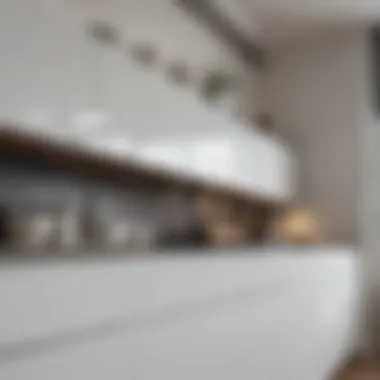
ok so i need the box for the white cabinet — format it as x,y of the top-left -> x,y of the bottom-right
0,0 -> 295,202
0,251 -> 357,380
0,0 -> 89,136
0,0 -> 40,125
138,127 -> 295,201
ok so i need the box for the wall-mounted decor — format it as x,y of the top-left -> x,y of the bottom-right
254,112 -> 274,132
166,61 -> 191,86
270,207 -> 324,245
200,69 -> 237,102
87,21 -> 120,47
194,191 -> 268,246
130,43 -> 159,67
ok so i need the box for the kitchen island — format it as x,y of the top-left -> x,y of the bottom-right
0,246 -> 358,380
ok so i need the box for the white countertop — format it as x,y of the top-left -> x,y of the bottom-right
0,246 -> 359,380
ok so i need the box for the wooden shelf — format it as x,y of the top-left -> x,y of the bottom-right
0,126 -> 281,206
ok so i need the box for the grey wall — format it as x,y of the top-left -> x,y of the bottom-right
266,28 -> 367,243
265,26 -> 380,353
356,26 -> 380,353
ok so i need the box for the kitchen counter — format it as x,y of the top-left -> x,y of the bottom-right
0,246 -> 359,380
0,244 -> 356,261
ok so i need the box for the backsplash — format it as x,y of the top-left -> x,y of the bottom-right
0,151 -> 204,253
0,148 -> 272,255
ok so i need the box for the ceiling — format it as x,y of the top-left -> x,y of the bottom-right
216,0 -> 375,46
68,0 -> 376,48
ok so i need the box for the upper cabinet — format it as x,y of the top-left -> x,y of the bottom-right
0,0 -> 90,134
136,126 -> 295,202
0,0 -> 296,202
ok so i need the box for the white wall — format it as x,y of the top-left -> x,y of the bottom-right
0,249 -> 358,380
266,29 -> 367,242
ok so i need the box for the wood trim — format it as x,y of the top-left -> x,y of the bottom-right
330,354 -> 380,380
0,128 -> 173,191
0,126 -> 281,206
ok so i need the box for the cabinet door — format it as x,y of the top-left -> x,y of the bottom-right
134,275 -> 353,380
0,0 -> 89,136
0,289 -> 346,380
0,333 -> 139,380
0,255 -> 356,380
134,293 -> 320,380
0,0 -> 42,125
47,2 -> 91,139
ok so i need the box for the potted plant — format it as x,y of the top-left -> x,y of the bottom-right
200,69 -> 239,113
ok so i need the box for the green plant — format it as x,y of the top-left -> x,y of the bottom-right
201,70 -> 237,101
